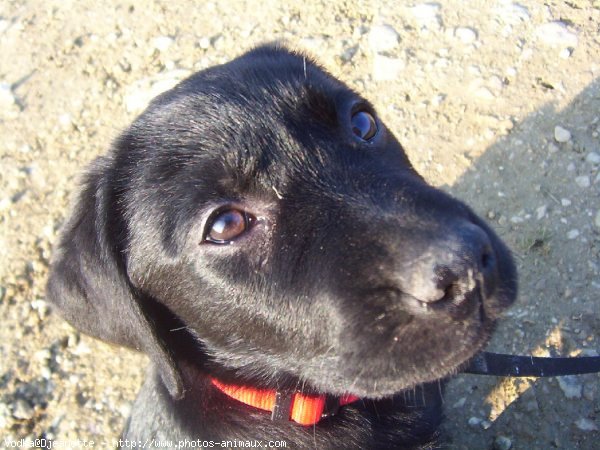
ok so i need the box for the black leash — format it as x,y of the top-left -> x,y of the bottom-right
464,352 -> 600,377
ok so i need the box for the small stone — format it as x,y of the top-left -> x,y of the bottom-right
31,299 -> 49,318
340,46 -> 358,62
586,152 -> 600,164
554,126 -> 571,142
372,54 -> 405,82
561,198 -> 572,207
67,332 -> 80,347
368,24 -> 400,52
536,22 -> 578,48
0,197 -> 10,211
575,176 -> 590,188
71,341 -> 91,356
69,374 -> 80,384
475,86 -> 495,100
452,397 -> 466,408
12,399 -> 34,420
493,435 -> 512,450
557,375 -> 583,399
559,48 -> 572,59
431,94 -> 445,106
152,36 -> 174,52
574,418 -> 598,432
410,3 -> 442,30
0,82 -> 16,108
536,205 -> 547,220
118,402 -> 132,418
567,229 -> 579,240
548,142 -> 559,153
468,416 -> 482,427
510,215 -> 524,224
455,27 -> 478,43
34,348 -> 51,362
58,113 -> 72,127
211,34 -> 224,50
502,3 -> 530,23
0,19 -> 10,33
198,37 -> 211,49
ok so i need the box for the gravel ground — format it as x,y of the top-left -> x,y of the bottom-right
1,1 -> 599,449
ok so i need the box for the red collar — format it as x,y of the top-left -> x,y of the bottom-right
211,378 -> 359,426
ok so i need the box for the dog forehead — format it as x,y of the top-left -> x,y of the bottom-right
156,46 -> 350,124
133,47 -> 362,194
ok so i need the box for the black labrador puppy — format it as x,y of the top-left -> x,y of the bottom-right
47,45 -> 517,449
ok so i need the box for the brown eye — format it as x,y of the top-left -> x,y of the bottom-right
206,209 -> 250,243
351,111 -> 378,141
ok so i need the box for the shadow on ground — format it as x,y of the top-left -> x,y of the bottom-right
442,78 -> 599,449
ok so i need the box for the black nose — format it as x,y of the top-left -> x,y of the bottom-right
400,223 -> 497,306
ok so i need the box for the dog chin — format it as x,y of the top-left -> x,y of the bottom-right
304,320 -> 496,398
307,342 -> 486,399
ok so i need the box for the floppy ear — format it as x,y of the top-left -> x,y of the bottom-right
46,157 -> 184,399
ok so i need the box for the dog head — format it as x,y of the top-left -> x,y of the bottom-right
47,45 -> 517,400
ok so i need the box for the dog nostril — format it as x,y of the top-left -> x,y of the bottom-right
442,281 -> 458,302
436,266 -> 457,288
430,266 -> 459,303
480,245 -> 495,272
481,251 -> 491,270
405,225 -> 497,305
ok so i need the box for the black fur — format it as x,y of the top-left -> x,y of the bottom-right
47,45 -> 517,449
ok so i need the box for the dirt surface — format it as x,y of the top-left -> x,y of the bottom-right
1,1 -> 599,449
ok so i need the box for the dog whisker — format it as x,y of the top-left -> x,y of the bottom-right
303,56 -> 307,79
272,185 -> 283,199
348,367 -> 367,394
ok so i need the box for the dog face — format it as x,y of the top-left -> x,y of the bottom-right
47,45 -> 517,400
